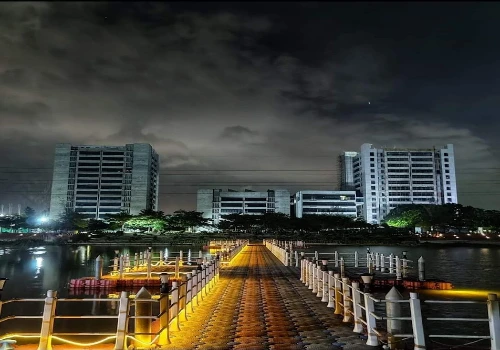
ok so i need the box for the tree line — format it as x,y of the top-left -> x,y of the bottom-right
384,203 -> 500,231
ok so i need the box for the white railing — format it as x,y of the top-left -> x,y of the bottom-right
266,240 -> 500,350
0,259 -> 220,349
95,240 -> 249,280
265,239 -> 424,280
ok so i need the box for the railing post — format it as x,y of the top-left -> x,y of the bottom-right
375,252 -> 380,271
364,293 -> 379,346
380,253 -> 385,273
389,253 -> 394,273
321,271 -> 328,302
158,293 -> 170,346
342,278 -> 352,323
191,269 -> 198,306
409,292 -> 426,350
395,256 -> 402,280
159,250 -> 164,265
134,253 -> 139,269
300,259 -> 304,282
147,253 -> 152,279
334,273 -> 342,315
488,293 -> 500,350
119,255 -> 124,279
334,251 -> 339,267
386,287 -> 404,349
186,272 -> 193,313
340,257 -> 345,278
295,251 -> 299,267
95,255 -> 103,280
311,264 -> 317,293
418,256 -> 425,281
354,251 -> 359,267
170,281 -> 181,330
351,282 -> 363,333
135,287 -> 152,347
316,267 -> 323,298
114,291 -> 131,350
38,290 -> 57,350
327,271 -> 334,308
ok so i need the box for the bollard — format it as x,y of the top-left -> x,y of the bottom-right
95,255 -> 103,280
395,256 -> 402,280
38,290 -> 57,350
386,287 -> 404,349
334,273 -> 342,315
351,282 -> 363,333
409,293 -> 426,350
354,251 -> 359,267
320,259 -> 328,271
418,256 -> 425,281
327,271 -> 335,308
135,287 -> 152,347
160,273 -> 169,293
114,291 -> 130,350
487,294 -> 500,350
342,277 -> 352,323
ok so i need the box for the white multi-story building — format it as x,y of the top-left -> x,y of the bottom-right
340,143 -> 458,224
294,191 -> 357,218
49,143 -> 159,220
197,189 -> 290,224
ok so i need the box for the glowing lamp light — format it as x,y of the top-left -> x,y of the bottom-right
40,216 -> 48,223
0,278 -> 8,292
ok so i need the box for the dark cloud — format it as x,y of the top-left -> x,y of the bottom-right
0,2 -> 499,213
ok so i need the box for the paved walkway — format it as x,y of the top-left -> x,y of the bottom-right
164,244 -> 373,350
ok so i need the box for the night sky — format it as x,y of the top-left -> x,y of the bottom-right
1,2 -> 499,214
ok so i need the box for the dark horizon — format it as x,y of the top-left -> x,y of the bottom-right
0,2 -> 499,214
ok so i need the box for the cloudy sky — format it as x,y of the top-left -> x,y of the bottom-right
1,2 -> 499,214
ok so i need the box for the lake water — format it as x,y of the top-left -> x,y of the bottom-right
0,243 -> 499,346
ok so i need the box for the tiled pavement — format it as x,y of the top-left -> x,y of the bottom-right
163,244 -> 376,350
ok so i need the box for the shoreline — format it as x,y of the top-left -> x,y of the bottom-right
1,238 -> 500,247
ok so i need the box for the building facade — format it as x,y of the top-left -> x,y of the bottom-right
49,143 -> 159,220
197,189 -> 290,224
294,191 -> 357,218
341,143 -> 458,224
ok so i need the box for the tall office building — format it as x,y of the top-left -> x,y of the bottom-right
49,143 -> 159,220
197,189 -> 290,224
341,143 -> 458,224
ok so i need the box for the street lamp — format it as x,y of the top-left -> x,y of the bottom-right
40,216 -> 48,223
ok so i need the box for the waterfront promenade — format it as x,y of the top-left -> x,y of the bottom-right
161,244 -> 371,350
